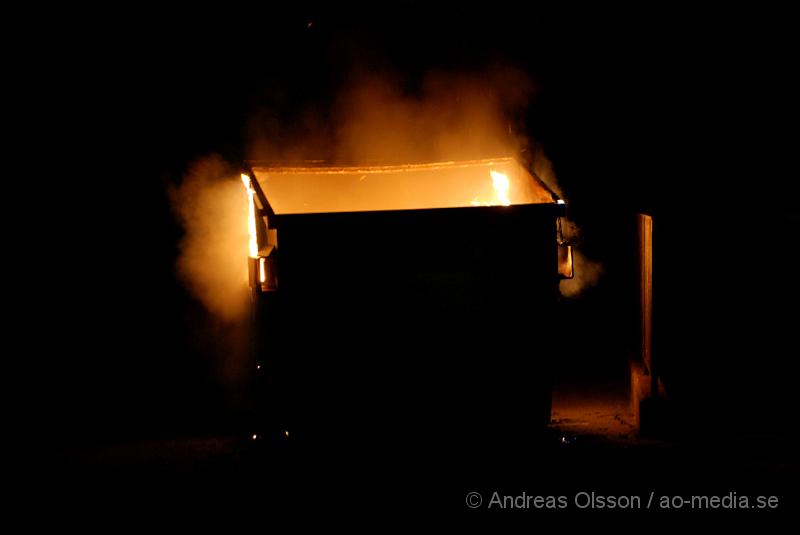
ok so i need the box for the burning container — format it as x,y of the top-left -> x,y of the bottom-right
241,157 -> 571,449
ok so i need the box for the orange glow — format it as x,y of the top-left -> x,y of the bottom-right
241,174 -> 259,258
259,257 -> 267,284
558,244 -> 574,279
250,158 -> 556,214
490,170 -> 510,206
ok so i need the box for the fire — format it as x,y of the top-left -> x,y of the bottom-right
469,168 -> 515,206
241,173 -> 259,258
490,170 -> 510,206
251,158 -> 559,213
259,257 -> 267,284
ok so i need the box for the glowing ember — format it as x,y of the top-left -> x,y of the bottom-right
241,174 -> 259,258
490,170 -> 510,206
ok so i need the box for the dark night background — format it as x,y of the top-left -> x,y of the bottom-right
10,1 -> 799,518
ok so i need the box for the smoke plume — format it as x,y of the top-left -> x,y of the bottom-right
247,66 -> 535,164
170,155 -> 250,322
173,66 -> 601,348
560,249 -> 604,297
169,154 -> 255,394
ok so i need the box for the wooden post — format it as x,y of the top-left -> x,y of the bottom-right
638,214 -> 655,396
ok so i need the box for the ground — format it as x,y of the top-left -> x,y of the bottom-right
19,384 -> 798,520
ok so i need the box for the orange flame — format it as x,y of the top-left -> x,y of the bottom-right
490,169 -> 510,206
259,257 -> 267,284
241,174 -> 259,258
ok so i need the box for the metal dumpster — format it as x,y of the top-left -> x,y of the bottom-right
241,157 -> 569,449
